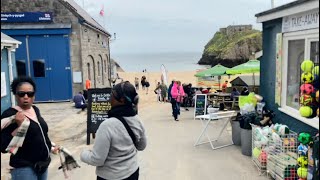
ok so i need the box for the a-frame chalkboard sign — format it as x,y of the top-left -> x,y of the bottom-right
87,88 -> 112,145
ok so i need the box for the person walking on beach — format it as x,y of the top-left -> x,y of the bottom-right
145,80 -> 150,95
1,77 -> 55,180
168,79 -> 175,115
141,76 -> 146,90
160,81 -> 168,102
171,81 -> 185,121
81,81 -> 147,180
134,77 -> 139,90
154,82 -> 162,102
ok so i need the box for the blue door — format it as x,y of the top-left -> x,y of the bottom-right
46,35 -> 72,101
28,34 -> 71,101
28,35 -> 52,101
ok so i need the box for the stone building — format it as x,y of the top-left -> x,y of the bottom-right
1,0 -> 112,102
219,25 -> 253,36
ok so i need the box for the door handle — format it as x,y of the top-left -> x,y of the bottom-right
65,67 -> 71,70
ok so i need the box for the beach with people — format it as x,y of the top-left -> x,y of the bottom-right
1,70 -> 265,180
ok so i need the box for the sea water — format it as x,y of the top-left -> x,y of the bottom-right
112,52 -> 209,72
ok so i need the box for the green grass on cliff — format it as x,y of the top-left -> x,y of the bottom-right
204,30 -> 262,57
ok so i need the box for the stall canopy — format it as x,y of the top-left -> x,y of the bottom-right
226,59 -> 260,87
195,64 -> 229,77
226,60 -> 260,75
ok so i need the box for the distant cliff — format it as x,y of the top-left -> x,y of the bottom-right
198,25 -> 262,67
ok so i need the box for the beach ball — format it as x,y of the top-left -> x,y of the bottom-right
298,144 -> 308,156
297,156 -> 308,168
300,84 -> 314,95
301,72 -> 314,83
301,60 -> 314,73
253,147 -> 262,158
316,91 -> 319,102
297,167 -> 308,179
312,65 -> 319,75
298,133 -> 311,145
299,94 -> 313,106
299,106 -> 313,117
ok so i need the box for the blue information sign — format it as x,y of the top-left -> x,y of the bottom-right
1,12 -> 53,23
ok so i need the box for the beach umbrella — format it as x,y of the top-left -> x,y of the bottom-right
226,59 -> 260,88
195,64 -> 229,90
195,64 -> 230,77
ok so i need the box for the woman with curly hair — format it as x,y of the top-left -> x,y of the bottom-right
1,76 -> 54,180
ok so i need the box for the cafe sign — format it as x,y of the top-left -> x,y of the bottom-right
282,9 -> 319,33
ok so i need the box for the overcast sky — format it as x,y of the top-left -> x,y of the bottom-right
74,0 -> 295,54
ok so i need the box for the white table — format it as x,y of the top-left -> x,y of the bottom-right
194,111 -> 236,150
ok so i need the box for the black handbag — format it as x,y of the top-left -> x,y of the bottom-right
34,157 -> 51,174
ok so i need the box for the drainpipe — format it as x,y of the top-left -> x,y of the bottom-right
108,37 -> 112,87
7,48 -> 15,106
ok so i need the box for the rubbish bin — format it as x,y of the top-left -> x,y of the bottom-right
240,128 -> 252,156
231,120 -> 241,146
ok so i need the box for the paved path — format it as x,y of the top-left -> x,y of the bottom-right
2,102 -> 269,180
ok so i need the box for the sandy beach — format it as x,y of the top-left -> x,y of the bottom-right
118,71 -> 198,108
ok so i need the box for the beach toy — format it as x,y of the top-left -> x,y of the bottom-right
312,65 -> 319,75
273,123 -> 289,135
299,94 -> 313,106
253,147 -> 262,158
301,60 -> 314,73
261,126 -> 272,136
298,143 -> 308,156
297,156 -> 308,168
300,84 -> 314,95
298,133 -> 311,145
297,167 -> 308,179
301,72 -> 314,83
258,151 -> 267,166
299,106 -> 313,118
272,132 -> 281,142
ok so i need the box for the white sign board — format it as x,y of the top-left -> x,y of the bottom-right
282,9 -> 319,33
73,71 -> 82,83
1,72 -> 7,97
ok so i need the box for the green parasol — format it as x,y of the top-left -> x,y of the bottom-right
226,60 -> 260,75
195,64 -> 230,77
226,59 -> 260,89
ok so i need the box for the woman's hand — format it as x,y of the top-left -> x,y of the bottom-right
52,146 -> 60,154
15,111 -> 26,127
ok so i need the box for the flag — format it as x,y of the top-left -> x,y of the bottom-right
99,5 -> 104,16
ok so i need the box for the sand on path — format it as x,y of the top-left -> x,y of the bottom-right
1,71 -> 267,180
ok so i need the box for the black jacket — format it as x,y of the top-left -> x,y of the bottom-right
1,106 -> 52,168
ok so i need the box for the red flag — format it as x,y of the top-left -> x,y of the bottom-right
99,5 -> 104,16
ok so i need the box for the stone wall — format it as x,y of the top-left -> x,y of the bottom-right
1,0 -> 111,97
218,25 -> 253,36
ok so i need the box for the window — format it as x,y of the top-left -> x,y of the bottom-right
33,60 -> 45,77
87,63 -> 91,80
286,39 -> 305,110
16,60 -> 27,76
97,61 -> 101,76
281,29 -> 319,128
